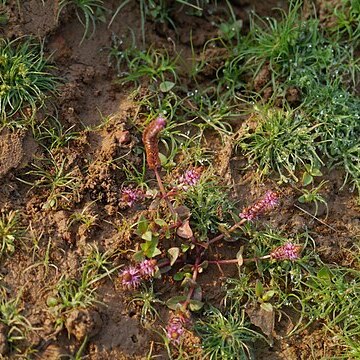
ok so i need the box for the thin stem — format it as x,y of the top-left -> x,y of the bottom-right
208,255 -> 270,265
207,218 -> 247,246
154,168 -> 178,221
183,247 -> 201,308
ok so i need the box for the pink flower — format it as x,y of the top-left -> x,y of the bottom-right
178,167 -> 203,189
120,187 -> 144,207
120,266 -> 141,289
240,190 -> 279,221
138,259 -> 157,278
166,312 -> 188,344
270,243 -> 302,261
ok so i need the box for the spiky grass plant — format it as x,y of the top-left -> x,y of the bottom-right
195,307 -> 266,360
0,210 -> 23,259
237,105 -> 322,182
0,37 -> 57,126
19,154 -> 81,210
57,0 -> 106,44
0,290 -> 33,352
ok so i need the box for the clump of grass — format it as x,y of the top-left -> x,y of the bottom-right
57,0 -> 106,44
128,284 -> 163,326
116,46 -> 178,87
194,307 -> 266,360
181,171 -> 237,241
0,290 -> 33,353
19,154 -> 82,210
0,37 -> 57,126
47,248 -> 117,328
237,105 -> 321,182
0,210 -> 23,259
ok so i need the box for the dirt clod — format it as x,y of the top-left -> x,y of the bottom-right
65,308 -> 103,341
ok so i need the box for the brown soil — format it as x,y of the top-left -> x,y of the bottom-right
0,1 -> 359,359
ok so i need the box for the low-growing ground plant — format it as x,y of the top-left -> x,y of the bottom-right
0,210 -> 23,259
0,37 -> 57,126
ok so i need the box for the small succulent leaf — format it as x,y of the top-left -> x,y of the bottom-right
166,296 -> 187,310
317,266 -> 332,280
302,172 -> 313,186
255,280 -> 264,298
192,285 -> 202,301
189,299 -> 204,311
262,290 -> 276,302
198,261 -> 208,273
136,215 -> 148,235
141,230 -> 153,242
160,81 -> 175,92
168,247 -> 180,266
173,272 -> 185,281
154,218 -> 167,227
133,250 -> 145,262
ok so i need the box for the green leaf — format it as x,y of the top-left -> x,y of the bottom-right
262,290 -> 276,302
159,152 -> 167,166
137,215 -> 148,235
317,266 -> 332,280
311,167 -> 323,177
255,280 -> 264,298
189,299 -> 204,311
168,247 -> 180,266
298,194 -> 307,203
173,272 -> 185,281
302,172 -> 313,186
192,285 -> 202,301
166,296 -> 186,310
141,230 -> 153,242
236,248 -> 244,266
160,81 -> 175,92
154,218 -> 167,227
260,302 -> 273,313
181,244 -> 190,252
133,250 -> 145,262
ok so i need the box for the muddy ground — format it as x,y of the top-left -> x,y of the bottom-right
0,0 -> 359,359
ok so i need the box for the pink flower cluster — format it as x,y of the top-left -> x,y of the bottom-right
178,167 -> 203,190
270,243 -> 302,261
120,259 -> 157,289
240,190 -> 279,221
120,187 -> 144,207
166,312 -> 189,344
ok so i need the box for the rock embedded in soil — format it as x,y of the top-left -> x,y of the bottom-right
0,323 -> 9,356
65,308 -> 103,341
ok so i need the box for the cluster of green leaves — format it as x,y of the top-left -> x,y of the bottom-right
0,210 -> 23,259
0,38 -> 57,127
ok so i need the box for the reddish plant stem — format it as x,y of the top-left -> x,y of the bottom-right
183,247 -> 202,309
154,168 -> 178,221
207,218 -> 247,246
